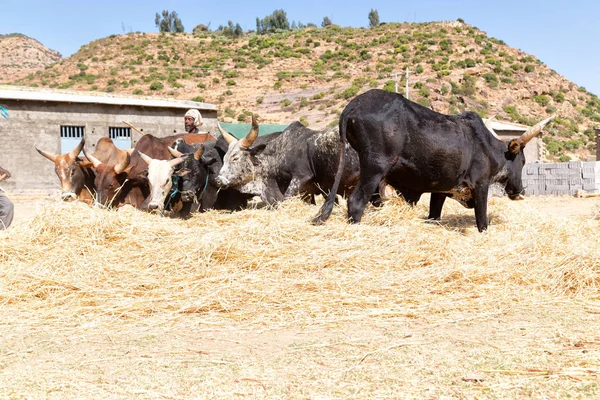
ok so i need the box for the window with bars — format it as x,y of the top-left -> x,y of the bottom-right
60,125 -> 85,154
109,127 -> 132,150
61,125 -> 85,138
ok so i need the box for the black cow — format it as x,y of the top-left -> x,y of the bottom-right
214,116 -> 388,205
313,89 -> 555,231
168,123 -> 285,214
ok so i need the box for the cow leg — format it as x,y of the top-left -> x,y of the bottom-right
284,177 -> 312,200
369,180 -> 388,207
472,185 -> 490,232
427,193 -> 447,220
262,180 -> 285,205
348,167 -> 387,223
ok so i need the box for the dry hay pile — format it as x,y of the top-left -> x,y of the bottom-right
1,196 -> 599,398
1,197 -> 599,320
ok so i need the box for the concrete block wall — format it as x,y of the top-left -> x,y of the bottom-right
522,161 -> 600,196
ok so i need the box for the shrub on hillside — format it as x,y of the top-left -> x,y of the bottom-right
336,86 -> 360,100
149,81 -> 164,91
483,73 -> 498,88
533,95 -> 550,107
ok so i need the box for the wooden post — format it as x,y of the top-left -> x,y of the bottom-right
122,121 -> 145,136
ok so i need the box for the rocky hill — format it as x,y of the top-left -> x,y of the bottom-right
3,21 -> 599,161
0,34 -> 62,82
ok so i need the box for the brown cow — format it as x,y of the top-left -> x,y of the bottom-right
36,137 -> 129,205
84,133 -> 213,209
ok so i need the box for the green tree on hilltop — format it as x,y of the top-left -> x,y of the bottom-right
368,9 -> 380,27
155,10 -> 184,33
257,9 -> 290,33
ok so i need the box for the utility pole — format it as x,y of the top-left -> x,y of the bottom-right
394,72 -> 399,93
405,67 -> 412,100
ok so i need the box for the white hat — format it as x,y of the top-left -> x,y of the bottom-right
184,109 -> 203,128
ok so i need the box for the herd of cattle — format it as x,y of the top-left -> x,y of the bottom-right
36,89 -> 555,231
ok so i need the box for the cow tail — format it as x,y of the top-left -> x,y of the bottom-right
312,116 -> 348,225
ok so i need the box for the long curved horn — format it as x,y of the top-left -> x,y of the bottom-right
193,145 -> 205,161
518,114 -> 556,145
35,147 -> 58,162
114,152 -> 131,175
169,157 -> 186,168
239,114 -> 259,149
217,122 -> 238,144
484,115 -> 501,140
83,148 -> 102,168
68,137 -> 85,159
137,151 -> 153,166
168,146 -> 184,158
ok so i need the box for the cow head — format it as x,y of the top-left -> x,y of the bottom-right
84,149 -> 131,208
501,114 -> 556,200
215,115 -> 263,188
168,145 -> 208,203
36,138 -> 92,201
137,151 -> 187,211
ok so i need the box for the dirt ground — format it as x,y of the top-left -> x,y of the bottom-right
1,193 -> 599,399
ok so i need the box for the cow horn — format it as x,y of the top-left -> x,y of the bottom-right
69,137 -> 85,159
218,122 -> 238,144
114,152 -> 131,175
193,146 -> 205,161
484,115 -> 501,140
518,114 -> 556,145
137,151 -> 154,166
168,146 -> 184,158
83,149 -> 102,169
239,114 -> 259,149
35,147 -> 58,162
169,157 -> 186,168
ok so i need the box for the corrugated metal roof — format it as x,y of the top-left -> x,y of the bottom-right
483,118 -> 529,132
0,86 -> 217,111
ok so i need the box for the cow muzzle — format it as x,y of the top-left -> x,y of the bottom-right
61,192 -> 77,201
508,193 -> 525,201
215,176 -> 229,188
148,202 -> 164,212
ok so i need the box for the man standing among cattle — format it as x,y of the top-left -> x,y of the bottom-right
184,109 -> 216,139
0,166 -> 14,230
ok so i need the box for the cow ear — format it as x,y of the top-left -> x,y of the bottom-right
508,139 -> 521,155
174,168 -> 190,177
138,169 -> 148,179
249,144 -> 267,156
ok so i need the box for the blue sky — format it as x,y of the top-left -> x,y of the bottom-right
2,0 -> 598,95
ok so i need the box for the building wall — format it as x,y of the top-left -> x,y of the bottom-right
522,161 -> 600,195
0,99 -> 217,192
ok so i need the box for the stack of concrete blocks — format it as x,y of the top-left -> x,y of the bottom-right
522,161 -> 600,196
